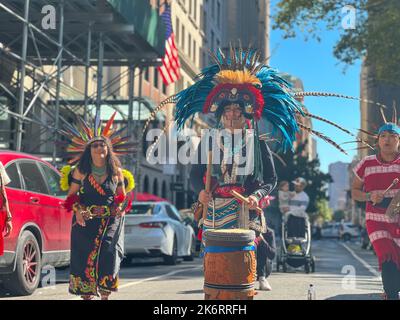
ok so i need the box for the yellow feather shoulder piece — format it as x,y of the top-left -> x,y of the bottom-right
122,169 -> 135,193
60,165 -> 72,192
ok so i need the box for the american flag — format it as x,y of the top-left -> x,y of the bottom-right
158,2 -> 181,85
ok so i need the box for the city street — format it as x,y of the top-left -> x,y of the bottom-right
0,239 -> 383,300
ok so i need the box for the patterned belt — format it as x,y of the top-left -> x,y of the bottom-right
74,204 -> 122,220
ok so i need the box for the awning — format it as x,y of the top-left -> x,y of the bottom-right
106,0 -> 166,56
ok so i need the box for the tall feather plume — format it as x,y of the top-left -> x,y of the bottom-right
142,95 -> 177,133
208,48 -> 222,70
237,39 -> 243,70
102,111 -> 117,137
380,107 -> 388,124
358,128 -> 378,138
297,122 -> 348,155
243,44 -> 252,71
294,91 -> 388,109
271,151 -> 287,167
297,110 -> 373,150
218,48 -> 227,69
94,110 -> 101,137
145,125 -> 169,162
392,100 -> 397,125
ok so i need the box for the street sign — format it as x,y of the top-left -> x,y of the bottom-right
170,183 -> 184,192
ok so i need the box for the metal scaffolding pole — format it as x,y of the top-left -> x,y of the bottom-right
96,32 -> 104,115
134,68 -> 143,201
84,26 -> 92,121
16,0 -> 29,151
52,0 -> 64,165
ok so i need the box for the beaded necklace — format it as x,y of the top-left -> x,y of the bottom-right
91,164 -> 107,183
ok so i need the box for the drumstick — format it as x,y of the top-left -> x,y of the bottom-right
202,151 -> 213,221
372,178 -> 399,205
230,190 -> 264,215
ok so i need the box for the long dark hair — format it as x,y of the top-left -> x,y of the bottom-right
77,137 -> 121,177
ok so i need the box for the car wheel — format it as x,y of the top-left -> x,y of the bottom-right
163,236 -> 178,265
3,231 -> 42,296
343,233 -> 351,242
183,237 -> 195,262
311,258 -> 316,273
282,261 -> 287,273
305,262 -> 310,274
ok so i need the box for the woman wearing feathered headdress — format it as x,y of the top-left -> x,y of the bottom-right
60,112 -> 135,300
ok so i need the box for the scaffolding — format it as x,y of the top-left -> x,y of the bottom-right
0,0 -> 164,194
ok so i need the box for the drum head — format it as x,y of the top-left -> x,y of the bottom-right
203,228 -> 255,243
386,190 -> 400,218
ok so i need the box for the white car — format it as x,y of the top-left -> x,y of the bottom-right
339,222 -> 361,241
124,202 -> 196,265
321,223 -> 340,238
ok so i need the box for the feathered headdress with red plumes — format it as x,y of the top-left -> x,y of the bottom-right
60,111 -> 135,165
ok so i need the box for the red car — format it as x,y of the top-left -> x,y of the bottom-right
0,151 -> 71,295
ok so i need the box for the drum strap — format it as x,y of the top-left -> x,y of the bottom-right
204,245 -> 255,253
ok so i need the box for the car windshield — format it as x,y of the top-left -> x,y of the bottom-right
127,204 -> 158,215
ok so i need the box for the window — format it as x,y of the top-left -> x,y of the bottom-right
19,161 -> 48,194
165,205 -> 182,222
193,40 -> 197,65
194,0 -> 197,22
5,162 -> 22,189
189,0 -> 192,16
127,204 -> 154,215
40,164 -> 66,197
176,18 -> 180,43
153,68 -> 159,88
181,25 -> 185,51
153,179 -> 158,196
217,2 -> 221,28
203,9 -> 207,31
162,82 -> 167,95
144,67 -> 149,81
188,34 -> 192,58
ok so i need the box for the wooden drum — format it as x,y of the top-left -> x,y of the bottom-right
203,228 -> 256,300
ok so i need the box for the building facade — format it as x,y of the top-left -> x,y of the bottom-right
328,161 -> 350,212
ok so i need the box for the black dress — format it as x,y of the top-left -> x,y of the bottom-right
69,174 -> 124,296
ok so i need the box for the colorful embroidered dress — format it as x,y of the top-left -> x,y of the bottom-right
69,174 -> 125,296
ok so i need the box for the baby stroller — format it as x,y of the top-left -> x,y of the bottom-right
277,211 -> 315,273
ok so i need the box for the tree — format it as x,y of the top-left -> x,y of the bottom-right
273,0 -> 400,85
314,198 -> 333,224
274,141 -> 333,215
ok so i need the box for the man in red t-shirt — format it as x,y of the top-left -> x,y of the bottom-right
352,122 -> 400,300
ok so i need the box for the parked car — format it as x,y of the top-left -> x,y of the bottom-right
321,222 -> 340,238
339,222 -> 361,241
124,202 -> 196,265
0,151 -> 71,295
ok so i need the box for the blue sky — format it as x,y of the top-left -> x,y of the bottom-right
269,5 -> 361,173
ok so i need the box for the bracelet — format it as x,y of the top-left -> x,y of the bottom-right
365,192 -> 371,202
